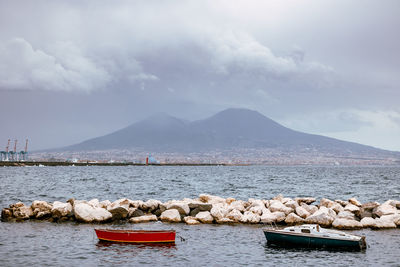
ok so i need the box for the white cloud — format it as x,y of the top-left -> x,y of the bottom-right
0,38 -> 111,92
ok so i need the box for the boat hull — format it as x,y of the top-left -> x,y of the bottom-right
95,229 -> 176,243
264,230 -> 364,250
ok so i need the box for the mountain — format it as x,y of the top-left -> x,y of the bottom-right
62,108 -> 398,157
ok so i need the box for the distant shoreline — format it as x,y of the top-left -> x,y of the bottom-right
0,161 -> 248,167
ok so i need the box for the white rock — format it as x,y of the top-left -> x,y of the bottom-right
248,205 -> 263,215
305,207 -> 335,227
383,200 -> 400,208
226,209 -> 243,222
269,200 -> 293,215
51,201 -> 72,218
332,218 -> 363,230
295,197 -> 316,205
284,200 -> 299,209
260,209 -> 276,224
334,200 -> 348,207
31,200 -> 52,218
160,209 -> 181,223
301,203 -> 318,215
129,215 -> 157,223
99,200 -> 111,209
295,206 -> 310,219
13,205 -> 33,220
344,203 -> 360,214
240,211 -> 260,223
247,199 -> 265,208
373,204 -> 397,217
348,198 -> 362,207
360,217 -> 376,228
319,198 -> 335,208
165,201 -> 190,215
199,194 -> 226,204
373,215 -> 397,229
74,203 -> 112,223
285,213 -> 304,225
228,200 -> 246,212
183,216 -> 200,225
196,211 -> 214,223
337,210 -> 356,220
330,203 -> 344,214
281,197 -> 292,204
210,203 -> 228,220
88,199 -> 100,208
141,199 -> 161,212
273,211 -> 286,223
226,197 -> 236,204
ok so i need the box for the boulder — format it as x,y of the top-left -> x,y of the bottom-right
295,206 -> 310,219
183,216 -> 200,225
334,200 -> 348,207
13,205 -> 33,220
160,209 -> 181,223
74,203 -> 112,223
195,211 -> 214,223
188,202 -> 212,211
337,210 -> 356,220
1,208 -> 14,221
247,199 -> 265,208
348,198 -> 362,207
165,201 -> 190,215
360,217 -> 376,228
141,199 -> 161,212
281,197 -> 292,204
305,207 -> 335,227
210,203 -> 228,220
31,200 -> 52,218
372,215 -> 397,229
228,200 -> 246,212
284,200 -> 299,210
240,211 -> 260,223
383,200 -> 400,208
226,209 -> 243,222
88,199 -> 100,207
51,201 -> 72,218
248,205 -> 263,216
373,204 -> 397,217
269,200 -> 292,215
272,194 -> 284,202
344,203 -> 360,216
199,194 -> 225,204
301,203 -> 318,215
295,197 -> 316,205
330,203 -> 344,214
285,213 -> 304,225
260,209 -> 277,224
226,197 -> 236,204
108,206 -> 129,220
129,215 -> 157,223
10,202 -> 25,209
99,200 -> 111,209
361,202 -> 380,211
332,218 -> 363,230
128,208 -> 144,218
273,211 -> 286,223
319,198 -> 335,208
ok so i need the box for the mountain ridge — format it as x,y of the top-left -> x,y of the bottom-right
61,108 -> 398,157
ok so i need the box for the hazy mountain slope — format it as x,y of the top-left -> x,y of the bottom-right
62,108 -> 396,155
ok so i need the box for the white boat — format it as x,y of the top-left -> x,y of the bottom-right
263,224 -> 366,250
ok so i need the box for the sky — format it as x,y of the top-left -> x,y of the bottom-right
0,0 -> 399,151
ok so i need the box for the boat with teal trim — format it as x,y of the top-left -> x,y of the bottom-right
263,224 -> 366,250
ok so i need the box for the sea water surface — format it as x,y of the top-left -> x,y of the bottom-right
0,165 -> 399,266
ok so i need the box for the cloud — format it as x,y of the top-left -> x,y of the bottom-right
0,38 -> 111,92
0,38 -> 159,92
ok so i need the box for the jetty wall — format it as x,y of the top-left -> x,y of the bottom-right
2,195 -> 400,229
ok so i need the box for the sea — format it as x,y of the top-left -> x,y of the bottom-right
0,165 -> 399,266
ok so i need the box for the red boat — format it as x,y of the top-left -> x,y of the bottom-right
94,229 -> 176,243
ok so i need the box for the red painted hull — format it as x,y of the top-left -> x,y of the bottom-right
95,229 -> 176,243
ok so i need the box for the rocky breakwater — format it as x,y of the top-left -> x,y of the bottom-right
2,195 -> 400,230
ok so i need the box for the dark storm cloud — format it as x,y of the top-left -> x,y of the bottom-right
0,0 -> 399,150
